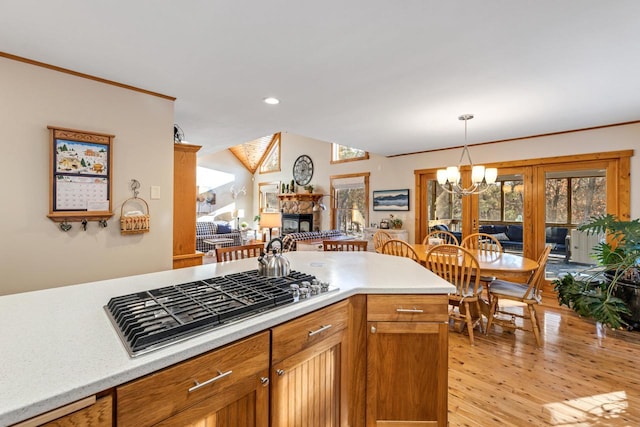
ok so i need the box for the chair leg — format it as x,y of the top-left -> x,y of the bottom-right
527,304 -> 543,347
463,302 -> 475,345
485,296 -> 498,335
474,300 -> 485,334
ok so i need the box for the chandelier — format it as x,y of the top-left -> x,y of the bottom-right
436,114 -> 498,196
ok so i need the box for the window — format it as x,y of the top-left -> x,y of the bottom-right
428,180 -> 462,222
478,176 -> 524,223
330,173 -> 370,235
545,170 -> 606,225
331,143 -> 369,164
259,134 -> 281,173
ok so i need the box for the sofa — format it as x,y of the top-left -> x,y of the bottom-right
281,230 -> 344,252
195,222 -> 242,253
431,224 -> 569,257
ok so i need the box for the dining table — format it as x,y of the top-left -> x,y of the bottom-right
413,244 -> 539,283
413,243 -> 540,323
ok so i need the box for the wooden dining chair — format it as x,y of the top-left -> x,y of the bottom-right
373,230 -> 392,253
381,239 -> 420,263
461,232 -> 503,287
215,242 -> 264,262
461,233 -> 503,258
422,230 -> 459,246
425,244 -> 484,345
323,240 -> 368,251
485,246 -> 552,347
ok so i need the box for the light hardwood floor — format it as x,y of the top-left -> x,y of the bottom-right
448,301 -> 640,426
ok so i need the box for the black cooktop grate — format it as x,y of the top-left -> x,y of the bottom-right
105,270 -> 318,356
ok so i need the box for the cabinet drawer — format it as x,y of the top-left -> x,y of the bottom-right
367,294 -> 448,322
13,395 -> 112,427
271,300 -> 349,364
117,331 -> 270,427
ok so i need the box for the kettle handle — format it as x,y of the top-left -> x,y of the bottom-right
265,237 -> 284,252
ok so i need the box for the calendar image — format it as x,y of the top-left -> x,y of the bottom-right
55,139 -> 108,176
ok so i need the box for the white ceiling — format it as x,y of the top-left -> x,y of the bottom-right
2,1 -> 640,156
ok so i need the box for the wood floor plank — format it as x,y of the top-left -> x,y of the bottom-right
448,303 -> 640,426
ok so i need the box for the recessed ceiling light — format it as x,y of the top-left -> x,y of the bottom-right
263,97 -> 280,105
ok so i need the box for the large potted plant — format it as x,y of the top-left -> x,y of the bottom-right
553,214 -> 640,329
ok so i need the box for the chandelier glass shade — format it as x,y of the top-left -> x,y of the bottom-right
436,114 -> 498,196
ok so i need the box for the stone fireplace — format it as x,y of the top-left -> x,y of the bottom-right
279,193 -> 323,231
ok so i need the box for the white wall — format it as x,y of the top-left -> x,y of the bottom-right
197,149 -> 255,226
0,57 -> 174,295
250,126 -> 638,243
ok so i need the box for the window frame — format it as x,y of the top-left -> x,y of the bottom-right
330,143 -> 369,164
415,150 -> 631,263
259,133 -> 281,174
329,172 -> 370,234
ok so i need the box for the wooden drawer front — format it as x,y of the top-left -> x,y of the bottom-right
14,395 -> 112,427
117,331 -> 270,427
367,295 -> 448,322
271,300 -> 349,364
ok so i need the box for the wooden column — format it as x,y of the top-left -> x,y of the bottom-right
173,143 -> 204,269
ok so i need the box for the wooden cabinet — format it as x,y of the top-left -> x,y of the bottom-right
270,300 -> 350,427
366,295 -> 449,427
116,331 -> 270,427
173,143 -> 204,268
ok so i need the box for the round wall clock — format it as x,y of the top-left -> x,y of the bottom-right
293,154 -> 314,186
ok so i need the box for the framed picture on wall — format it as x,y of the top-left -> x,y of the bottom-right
372,189 -> 410,211
259,181 -> 280,212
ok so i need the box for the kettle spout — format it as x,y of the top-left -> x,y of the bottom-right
258,251 -> 268,265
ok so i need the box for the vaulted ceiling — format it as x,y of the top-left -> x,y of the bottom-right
2,1 -> 639,157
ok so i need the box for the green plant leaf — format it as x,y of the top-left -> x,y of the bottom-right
588,296 -> 630,329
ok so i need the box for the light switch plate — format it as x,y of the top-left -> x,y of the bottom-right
151,186 -> 161,200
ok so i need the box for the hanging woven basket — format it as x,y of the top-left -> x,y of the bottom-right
120,197 -> 150,235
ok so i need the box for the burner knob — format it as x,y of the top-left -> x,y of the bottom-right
299,288 -> 310,299
310,285 -> 321,295
289,284 -> 300,298
300,281 -> 311,289
320,282 -> 330,292
311,278 -> 320,286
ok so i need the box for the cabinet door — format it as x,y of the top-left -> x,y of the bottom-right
366,321 -> 448,427
153,368 -> 269,427
271,330 -> 347,427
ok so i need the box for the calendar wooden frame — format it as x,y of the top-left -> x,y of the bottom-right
47,126 -> 114,223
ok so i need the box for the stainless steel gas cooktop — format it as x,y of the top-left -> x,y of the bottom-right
104,270 -> 334,357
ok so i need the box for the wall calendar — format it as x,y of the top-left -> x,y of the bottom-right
47,126 -> 114,224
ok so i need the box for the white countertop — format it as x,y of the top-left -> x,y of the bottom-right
0,251 -> 454,426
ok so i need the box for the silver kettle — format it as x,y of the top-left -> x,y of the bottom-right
257,238 -> 290,278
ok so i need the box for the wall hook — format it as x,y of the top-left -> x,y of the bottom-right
81,219 -> 88,231
60,221 -> 72,232
130,179 -> 141,198
99,219 -> 108,228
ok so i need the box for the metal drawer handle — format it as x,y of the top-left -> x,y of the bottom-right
396,307 -> 424,313
188,369 -> 233,393
308,324 -> 333,336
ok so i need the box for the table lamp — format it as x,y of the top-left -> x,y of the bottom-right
235,208 -> 245,230
259,212 -> 282,242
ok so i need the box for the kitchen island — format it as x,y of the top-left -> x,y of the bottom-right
0,251 -> 454,426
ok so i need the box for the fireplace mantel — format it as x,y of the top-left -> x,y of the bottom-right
278,193 -> 323,203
